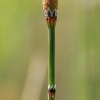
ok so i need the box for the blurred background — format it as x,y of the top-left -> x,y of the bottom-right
0,0 -> 100,100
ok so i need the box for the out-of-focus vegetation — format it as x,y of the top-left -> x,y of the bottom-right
0,0 -> 100,100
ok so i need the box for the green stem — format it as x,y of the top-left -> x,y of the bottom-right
48,25 -> 55,85
48,24 -> 55,100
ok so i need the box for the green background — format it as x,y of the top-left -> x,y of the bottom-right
0,0 -> 100,100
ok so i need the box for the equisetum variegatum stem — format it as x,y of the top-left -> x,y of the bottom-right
42,0 -> 58,100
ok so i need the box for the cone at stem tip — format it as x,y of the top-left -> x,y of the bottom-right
42,0 -> 58,26
42,0 -> 58,11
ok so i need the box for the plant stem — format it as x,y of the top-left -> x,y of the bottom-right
48,24 -> 55,100
42,0 -> 58,99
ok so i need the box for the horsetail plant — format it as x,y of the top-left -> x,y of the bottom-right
42,0 -> 58,100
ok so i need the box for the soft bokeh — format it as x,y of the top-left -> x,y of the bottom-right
0,0 -> 100,100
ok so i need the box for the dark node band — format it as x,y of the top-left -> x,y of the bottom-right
48,85 -> 56,94
44,8 -> 57,19
48,87 -> 56,93
47,10 -> 57,18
